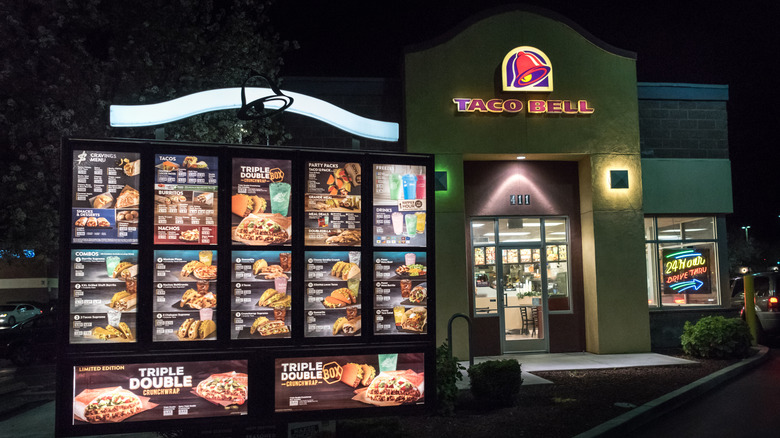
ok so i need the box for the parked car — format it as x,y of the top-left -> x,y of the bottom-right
732,272 -> 780,342
0,303 -> 42,327
0,312 -> 57,366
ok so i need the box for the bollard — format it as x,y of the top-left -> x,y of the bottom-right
743,274 -> 757,345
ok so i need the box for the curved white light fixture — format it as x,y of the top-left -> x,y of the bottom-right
109,87 -> 399,142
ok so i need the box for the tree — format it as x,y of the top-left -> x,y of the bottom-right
0,0 -> 296,261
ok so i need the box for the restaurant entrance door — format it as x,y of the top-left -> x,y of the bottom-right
498,245 -> 548,352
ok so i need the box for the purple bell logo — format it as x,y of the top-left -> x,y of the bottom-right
502,46 -> 553,92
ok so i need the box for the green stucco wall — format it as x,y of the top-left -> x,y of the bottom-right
405,8 -> 652,354
642,159 -> 733,214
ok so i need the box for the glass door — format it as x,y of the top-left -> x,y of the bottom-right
500,247 -> 547,352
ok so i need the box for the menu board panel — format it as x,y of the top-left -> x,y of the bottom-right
71,150 -> 140,244
275,352 -> 424,413
662,247 -> 711,294
231,158 -> 292,246
153,154 -> 218,245
304,161 -> 361,246
372,164 -> 426,247
73,359 -> 248,424
374,252 -> 428,335
304,251 -> 362,338
231,250 -> 292,339
152,250 -> 217,342
70,249 -> 138,344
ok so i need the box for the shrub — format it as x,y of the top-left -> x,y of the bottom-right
681,315 -> 752,359
467,359 -> 522,407
436,341 -> 465,416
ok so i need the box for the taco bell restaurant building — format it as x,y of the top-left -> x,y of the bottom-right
286,7 -> 733,357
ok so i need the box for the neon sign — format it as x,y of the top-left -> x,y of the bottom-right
662,248 -> 710,294
502,46 -> 553,92
452,46 -> 594,115
452,98 -> 594,114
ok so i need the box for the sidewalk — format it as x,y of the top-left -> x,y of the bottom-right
1,348 -> 768,437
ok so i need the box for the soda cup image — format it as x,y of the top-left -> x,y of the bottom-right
402,174 -> 417,200
269,182 -> 291,216
391,212 -> 404,235
416,174 -> 426,199
405,214 -> 417,237
389,174 -> 402,200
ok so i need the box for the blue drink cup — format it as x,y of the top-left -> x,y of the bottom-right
402,174 -> 417,199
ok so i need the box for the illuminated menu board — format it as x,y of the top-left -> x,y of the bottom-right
274,352 -> 424,412
374,251 -> 428,335
73,359 -> 248,425
304,161 -> 361,246
304,251 -> 362,338
662,248 -> 711,294
69,249 -> 138,344
71,150 -> 140,244
372,164 -> 426,247
153,154 -> 218,244
231,250 -> 291,339
231,158 -> 292,246
152,250 -> 217,342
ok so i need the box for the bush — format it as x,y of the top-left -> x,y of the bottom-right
467,359 -> 522,407
436,341 -> 465,416
681,315 -> 752,359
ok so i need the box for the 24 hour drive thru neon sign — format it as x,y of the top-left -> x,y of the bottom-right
109,87 -> 400,142
452,46 -> 594,115
662,248 -> 711,294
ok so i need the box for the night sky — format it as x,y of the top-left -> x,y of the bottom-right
269,1 -> 779,247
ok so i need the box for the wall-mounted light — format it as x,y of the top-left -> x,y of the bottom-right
435,171 -> 448,191
609,170 -> 629,189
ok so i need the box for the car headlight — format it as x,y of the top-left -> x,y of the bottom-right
0,313 -> 7,317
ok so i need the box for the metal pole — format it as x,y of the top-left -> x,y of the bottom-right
744,274 -> 757,345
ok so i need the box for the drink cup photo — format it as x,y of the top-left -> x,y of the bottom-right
389,174 -> 402,200
269,182 -> 291,216
415,212 -> 426,233
274,276 -> 288,294
391,212 -> 404,235
402,174 -> 417,200
105,256 -> 121,277
107,309 -> 121,327
416,174 -> 426,199
404,213 -> 417,237
199,307 -> 213,322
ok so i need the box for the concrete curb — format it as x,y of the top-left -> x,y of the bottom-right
575,345 -> 770,438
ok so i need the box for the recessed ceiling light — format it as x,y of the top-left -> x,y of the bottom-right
516,156 -> 526,160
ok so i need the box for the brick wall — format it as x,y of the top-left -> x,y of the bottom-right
638,99 -> 728,159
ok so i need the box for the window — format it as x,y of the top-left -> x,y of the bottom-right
471,217 -> 572,315
646,216 -> 720,307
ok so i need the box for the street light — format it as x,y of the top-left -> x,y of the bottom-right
741,225 -> 751,242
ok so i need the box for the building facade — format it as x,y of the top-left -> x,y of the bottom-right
281,6 -> 733,356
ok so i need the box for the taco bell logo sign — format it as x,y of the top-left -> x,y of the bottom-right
502,46 -> 553,92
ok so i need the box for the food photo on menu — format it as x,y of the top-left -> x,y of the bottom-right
231,250 -> 292,339
303,251 -> 362,338
374,251 -> 428,335
231,158 -> 292,246
274,353 -> 424,413
72,360 -> 248,425
153,154 -> 218,245
69,249 -> 138,344
304,161 -> 362,246
152,250 -> 218,342
71,150 -> 140,244
372,163 -> 427,247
